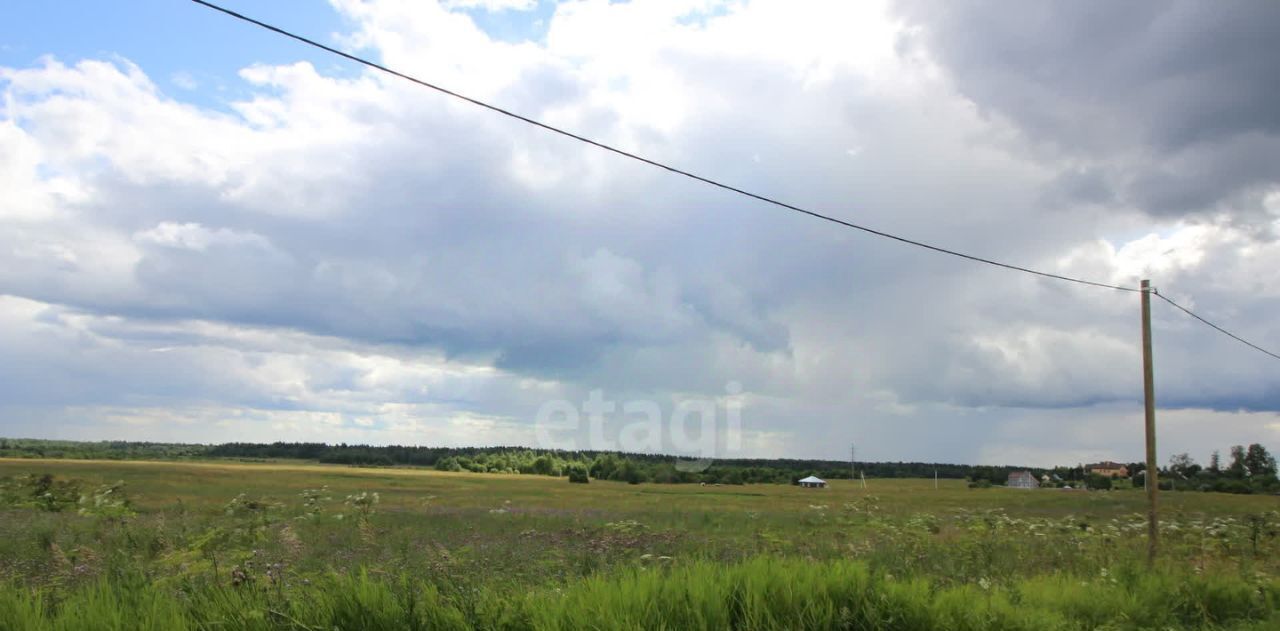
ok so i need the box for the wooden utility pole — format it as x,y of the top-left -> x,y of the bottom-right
1141,279 -> 1159,565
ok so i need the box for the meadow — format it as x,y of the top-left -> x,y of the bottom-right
1,458 -> 1278,630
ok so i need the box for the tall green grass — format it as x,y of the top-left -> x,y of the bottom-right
2,558 -> 1276,630
2,462 -> 1278,629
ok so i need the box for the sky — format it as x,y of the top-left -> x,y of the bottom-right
1,0 -> 1278,467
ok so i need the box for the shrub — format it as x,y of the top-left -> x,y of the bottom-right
78,480 -> 135,519
1086,473 -> 1113,491
567,466 -> 590,484
0,473 -> 83,512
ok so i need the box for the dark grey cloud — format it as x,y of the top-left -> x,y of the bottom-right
895,0 -> 1280,219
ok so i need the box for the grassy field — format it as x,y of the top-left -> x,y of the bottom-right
1,458 -> 1278,629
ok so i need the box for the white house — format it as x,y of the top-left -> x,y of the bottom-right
1007,470 -> 1039,489
798,475 -> 827,488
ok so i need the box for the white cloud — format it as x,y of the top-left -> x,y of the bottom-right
441,0 -> 538,12
0,0 -> 1276,464
134,222 -> 274,252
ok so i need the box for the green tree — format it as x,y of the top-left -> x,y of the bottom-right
531,455 -> 555,476
1244,443 -> 1276,477
1168,453 -> 1199,479
590,454 -> 619,480
616,461 -> 644,485
1228,445 -> 1248,478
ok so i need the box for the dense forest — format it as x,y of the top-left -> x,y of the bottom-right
0,438 -> 1040,485
1,437 -> 1275,492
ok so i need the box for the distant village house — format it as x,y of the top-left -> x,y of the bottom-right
1007,470 -> 1039,489
1086,462 -> 1129,478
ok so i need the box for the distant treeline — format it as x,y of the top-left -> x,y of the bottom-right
0,438 -> 1043,485
209,442 -> 1050,485
1159,445 -> 1278,495
0,438 -> 208,461
1009,444 -> 1279,496
5,437 -> 1272,491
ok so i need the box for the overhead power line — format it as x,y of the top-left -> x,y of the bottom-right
1154,292 -> 1280,362
189,0 -> 1138,294
190,1 -> 1280,363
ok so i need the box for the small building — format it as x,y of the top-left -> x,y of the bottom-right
798,475 -> 827,488
1087,461 -> 1129,478
1007,470 -> 1039,489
